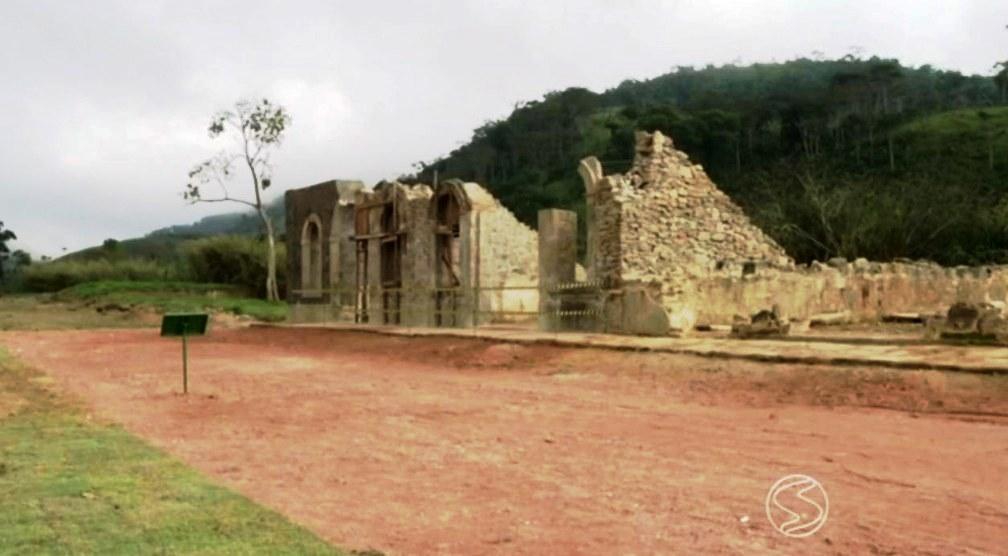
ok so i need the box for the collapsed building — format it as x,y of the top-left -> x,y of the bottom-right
286,130 -> 1008,337
573,130 -> 1008,334
285,179 -> 538,326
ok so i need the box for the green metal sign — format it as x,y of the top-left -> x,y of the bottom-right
160,313 -> 209,337
160,313 -> 209,394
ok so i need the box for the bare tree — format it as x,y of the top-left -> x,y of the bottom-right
185,99 -> 291,301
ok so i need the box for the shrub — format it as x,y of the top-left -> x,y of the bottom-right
20,259 -> 177,292
182,236 -> 286,299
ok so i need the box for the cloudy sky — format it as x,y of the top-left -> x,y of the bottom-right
2,0 -> 1006,256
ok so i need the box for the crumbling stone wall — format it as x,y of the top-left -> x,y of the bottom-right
288,177 -> 539,326
693,259 -> 1008,325
579,131 -> 791,323
353,181 -> 435,326
285,179 -> 364,306
475,195 -> 539,319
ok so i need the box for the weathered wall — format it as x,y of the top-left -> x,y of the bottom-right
692,259 -> 1008,325
475,191 -> 539,321
285,180 -> 365,305
289,178 -> 539,326
352,182 -> 436,326
580,130 -> 790,323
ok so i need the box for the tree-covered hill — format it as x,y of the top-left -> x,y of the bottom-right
413,56 -> 1008,265
60,199 -> 284,263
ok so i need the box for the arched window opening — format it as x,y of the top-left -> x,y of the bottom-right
301,215 -> 323,291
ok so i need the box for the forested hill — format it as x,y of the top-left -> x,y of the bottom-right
413,57 -> 1008,265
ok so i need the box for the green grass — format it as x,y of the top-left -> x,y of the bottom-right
895,106 -> 1008,166
55,281 -> 289,323
0,349 -> 343,555
0,295 -> 149,331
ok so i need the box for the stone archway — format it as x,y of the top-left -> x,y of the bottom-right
300,214 -> 323,292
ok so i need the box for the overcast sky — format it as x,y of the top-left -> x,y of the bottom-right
2,0 -> 1006,256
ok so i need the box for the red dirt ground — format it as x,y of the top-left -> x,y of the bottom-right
2,327 -> 1007,555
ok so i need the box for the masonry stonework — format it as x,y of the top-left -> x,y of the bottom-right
285,178 -> 537,326
580,131 -> 792,328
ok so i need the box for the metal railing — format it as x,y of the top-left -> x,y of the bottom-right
289,279 -> 614,330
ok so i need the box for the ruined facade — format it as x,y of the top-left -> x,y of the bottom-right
285,179 -> 365,311
578,131 -> 792,330
575,130 -> 1008,331
287,131 -> 1008,336
286,179 -> 538,326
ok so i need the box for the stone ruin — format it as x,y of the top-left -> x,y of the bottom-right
286,178 -> 538,327
575,130 -> 792,334
286,130 -> 1008,340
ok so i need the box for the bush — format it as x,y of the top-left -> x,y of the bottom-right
20,259 -> 177,293
182,236 -> 286,299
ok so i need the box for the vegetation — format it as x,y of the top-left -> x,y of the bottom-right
411,56 -> 1008,265
184,236 -> 287,299
21,235 -> 286,305
0,221 -> 17,284
0,349 -> 341,554
20,259 -> 177,293
55,281 -> 289,323
147,198 -> 285,238
185,99 -> 292,301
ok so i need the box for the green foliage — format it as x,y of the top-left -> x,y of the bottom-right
60,234 -> 198,264
0,350 -> 339,554
183,236 -> 287,298
20,260 -> 177,293
0,221 -> 17,283
412,56 -> 1008,264
53,280 -> 289,322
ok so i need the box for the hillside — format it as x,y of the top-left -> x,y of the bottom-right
61,199 -> 285,263
64,57 -> 1008,267
414,57 -> 1007,265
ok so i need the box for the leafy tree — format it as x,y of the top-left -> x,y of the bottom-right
0,221 -> 16,283
11,250 -> 31,267
185,99 -> 291,301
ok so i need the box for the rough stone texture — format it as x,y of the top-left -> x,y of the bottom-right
692,260 -> 1008,326
354,181 -> 435,326
537,210 -> 578,331
471,185 -> 539,322
285,179 -> 365,305
287,178 -> 537,326
579,130 -> 791,330
924,301 -> 1008,343
731,307 -> 791,338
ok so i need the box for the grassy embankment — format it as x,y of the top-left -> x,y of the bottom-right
0,281 -> 287,331
0,349 -> 342,554
57,281 -> 288,322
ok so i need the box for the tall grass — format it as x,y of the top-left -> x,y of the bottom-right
183,236 -> 286,299
20,259 -> 179,293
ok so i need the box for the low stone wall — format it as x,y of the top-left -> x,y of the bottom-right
690,259 -> 1008,326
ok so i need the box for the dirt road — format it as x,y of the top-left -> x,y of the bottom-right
2,328 -> 1006,555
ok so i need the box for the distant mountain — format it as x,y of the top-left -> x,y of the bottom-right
60,198 -> 286,263
148,197 -> 285,238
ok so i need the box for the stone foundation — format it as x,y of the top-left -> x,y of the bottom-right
692,259 -> 1008,326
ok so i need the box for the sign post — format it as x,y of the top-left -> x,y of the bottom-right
160,313 -> 209,394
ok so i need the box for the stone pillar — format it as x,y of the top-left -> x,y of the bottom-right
538,209 -> 577,330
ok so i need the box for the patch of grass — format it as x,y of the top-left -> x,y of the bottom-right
0,349 -> 344,555
19,260 -> 181,293
0,295 -> 151,331
57,281 -> 289,323
895,106 -> 1008,166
